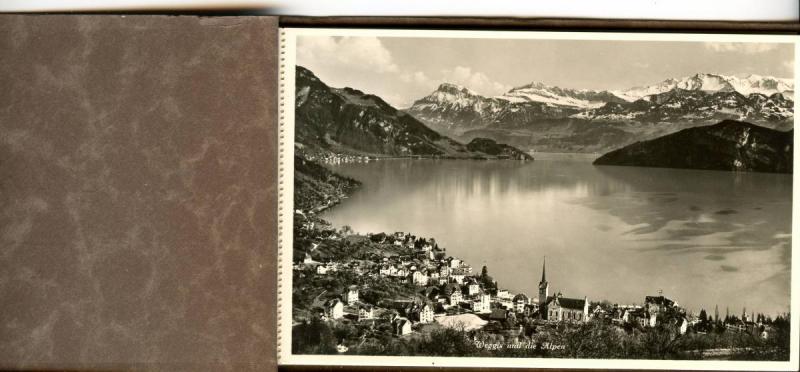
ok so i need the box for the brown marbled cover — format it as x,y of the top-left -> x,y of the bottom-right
0,15 -> 278,370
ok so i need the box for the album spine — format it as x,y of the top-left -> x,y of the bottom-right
276,27 -> 287,363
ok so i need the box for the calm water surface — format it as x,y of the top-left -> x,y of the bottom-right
322,156 -> 792,314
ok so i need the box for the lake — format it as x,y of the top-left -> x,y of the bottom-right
321,155 -> 792,315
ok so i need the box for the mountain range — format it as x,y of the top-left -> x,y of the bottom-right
294,66 -> 530,159
406,73 -> 794,153
611,73 -> 793,102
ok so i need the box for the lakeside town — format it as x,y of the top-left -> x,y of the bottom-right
291,155 -> 791,359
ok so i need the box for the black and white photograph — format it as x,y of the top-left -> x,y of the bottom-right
278,29 -> 798,368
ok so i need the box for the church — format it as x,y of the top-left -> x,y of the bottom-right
537,258 -> 590,323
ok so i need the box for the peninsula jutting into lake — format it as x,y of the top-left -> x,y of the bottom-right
289,36 -> 793,361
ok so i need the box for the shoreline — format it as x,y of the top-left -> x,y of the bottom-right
302,156 -> 791,316
290,155 -> 790,359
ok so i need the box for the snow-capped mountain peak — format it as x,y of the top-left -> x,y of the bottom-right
423,73 -> 793,110
408,83 -> 500,114
498,81 -> 617,109
410,82 -> 504,116
405,72 -> 793,140
678,73 -> 736,92
614,73 -> 794,102
732,74 -> 794,97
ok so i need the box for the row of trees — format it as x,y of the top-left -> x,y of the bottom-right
695,307 -> 790,334
697,307 -> 785,326
292,315 -> 791,360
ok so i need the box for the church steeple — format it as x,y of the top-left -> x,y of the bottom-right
540,256 -> 547,283
538,257 -> 549,307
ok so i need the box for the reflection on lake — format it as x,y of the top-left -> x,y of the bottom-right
321,156 -> 792,315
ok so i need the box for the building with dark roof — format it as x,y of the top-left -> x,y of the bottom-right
393,317 -> 412,336
536,258 -> 589,322
546,293 -> 589,323
324,298 -> 344,320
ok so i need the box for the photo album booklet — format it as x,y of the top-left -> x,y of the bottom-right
275,27 -> 799,370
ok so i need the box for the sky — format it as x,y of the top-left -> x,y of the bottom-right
297,36 -> 794,108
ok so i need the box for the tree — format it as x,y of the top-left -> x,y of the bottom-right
637,323 -> 688,359
698,309 -> 709,332
292,318 -> 337,354
420,328 -> 481,356
479,265 -> 496,291
559,321 -> 629,358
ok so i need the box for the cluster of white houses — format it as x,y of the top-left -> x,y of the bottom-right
311,240 -> 780,340
296,225 -> 782,343
301,151 -> 374,165
305,231 -> 787,339
306,233 -> 483,336
304,240 -> 606,336
319,291 -> 435,336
